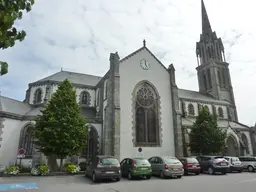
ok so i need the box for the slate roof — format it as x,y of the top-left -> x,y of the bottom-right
178,89 -> 230,105
0,96 -> 32,115
30,70 -> 102,87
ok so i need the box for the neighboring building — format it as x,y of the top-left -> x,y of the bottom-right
0,0 -> 254,167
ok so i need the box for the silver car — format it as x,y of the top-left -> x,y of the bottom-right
224,156 -> 243,173
239,156 -> 256,172
148,156 -> 184,179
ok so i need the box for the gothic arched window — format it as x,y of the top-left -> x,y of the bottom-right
188,103 -> 195,116
217,70 -> 221,85
19,125 -> 34,158
80,91 -> 90,105
104,79 -> 108,99
134,82 -> 159,146
218,107 -> 224,118
203,73 -> 207,90
34,88 -> 42,104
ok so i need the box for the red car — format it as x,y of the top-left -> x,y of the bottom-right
179,157 -> 201,175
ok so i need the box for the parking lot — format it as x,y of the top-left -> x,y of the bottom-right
0,172 -> 256,192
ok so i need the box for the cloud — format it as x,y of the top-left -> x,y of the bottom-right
0,0 -> 255,126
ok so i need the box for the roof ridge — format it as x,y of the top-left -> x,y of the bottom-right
0,95 -> 30,105
61,70 -> 102,78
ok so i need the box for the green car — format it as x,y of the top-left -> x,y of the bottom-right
120,158 -> 152,180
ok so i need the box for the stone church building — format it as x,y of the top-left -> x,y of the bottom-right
0,0 -> 255,167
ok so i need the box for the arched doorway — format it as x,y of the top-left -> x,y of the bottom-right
226,136 -> 238,156
81,125 -> 99,163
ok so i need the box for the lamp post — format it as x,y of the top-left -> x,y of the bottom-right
87,125 -> 91,163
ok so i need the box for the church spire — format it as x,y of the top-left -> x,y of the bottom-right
201,0 -> 212,35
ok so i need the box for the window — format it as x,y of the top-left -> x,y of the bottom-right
207,69 -> 212,88
203,73 -> 207,90
135,159 -> 150,166
134,82 -> 160,146
34,88 -> 42,104
217,70 -> 221,85
218,107 -> 224,118
101,158 -> 119,165
188,103 -> 195,116
163,157 -> 181,164
19,125 -> 34,157
104,79 -> 108,99
80,91 -> 90,105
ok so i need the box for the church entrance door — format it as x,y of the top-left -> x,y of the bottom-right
226,136 -> 238,156
88,126 -> 99,163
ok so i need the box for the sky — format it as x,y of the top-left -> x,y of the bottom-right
0,0 -> 255,126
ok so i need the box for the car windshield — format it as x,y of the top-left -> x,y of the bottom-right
135,159 -> 150,166
186,158 -> 198,163
164,157 -> 181,164
231,157 -> 240,162
101,158 -> 119,165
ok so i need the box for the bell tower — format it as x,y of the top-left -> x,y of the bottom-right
196,0 -> 238,121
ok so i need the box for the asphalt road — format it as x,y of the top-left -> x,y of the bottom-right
0,172 -> 256,192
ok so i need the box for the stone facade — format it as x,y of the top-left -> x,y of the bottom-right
0,0 -> 255,168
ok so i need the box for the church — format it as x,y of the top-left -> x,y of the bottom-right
0,0 -> 255,168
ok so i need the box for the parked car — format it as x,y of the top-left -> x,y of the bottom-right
148,156 -> 184,179
85,155 -> 121,182
120,158 -> 152,180
179,157 -> 201,175
239,156 -> 256,172
224,156 -> 243,173
196,156 -> 229,175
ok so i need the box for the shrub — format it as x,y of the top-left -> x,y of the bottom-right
31,165 -> 49,176
7,165 -> 19,175
64,162 -> 73,169
79,162 -> 86,171
66,164 -> 81,174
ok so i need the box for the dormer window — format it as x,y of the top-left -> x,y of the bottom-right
34,88 -> 42,104
80,91 -> 90,106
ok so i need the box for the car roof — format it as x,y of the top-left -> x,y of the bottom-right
178,156 -> 197,159
97,155 -> 116,159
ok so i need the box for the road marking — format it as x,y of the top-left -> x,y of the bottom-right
238,178 -> 256,183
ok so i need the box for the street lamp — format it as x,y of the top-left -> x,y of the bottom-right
87,125 -> 91,163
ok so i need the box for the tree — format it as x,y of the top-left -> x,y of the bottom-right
33,79 -> 87,171
0,0 -> 35,76
189,106 -> 227,155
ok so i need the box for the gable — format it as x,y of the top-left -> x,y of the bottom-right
119,46 -> 168,78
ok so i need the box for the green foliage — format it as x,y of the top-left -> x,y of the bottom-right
189,106 -> 227,155
34,79 -> 87,160
0,62 -> 8,75
64,162 -> 73,169
7,165 -> 20,175
0,0 -> 35,75
66,164 -> 81,174
38,165 -> 49,175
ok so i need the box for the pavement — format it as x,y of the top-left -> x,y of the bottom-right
0,172 -> 256,192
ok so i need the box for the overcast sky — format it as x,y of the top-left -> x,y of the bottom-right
0,0 -> 255,126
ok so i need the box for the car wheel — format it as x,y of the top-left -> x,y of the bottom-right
248,166 -> 254,172
116,178 -> 120,182
222,172 -> 227,175
92,173 -> 97,182
128,172 -> 133,180
146,175 -> 151,179
160,171 -> 165,179
195,172 -> 200,175
177,175 -> 182,179
208,167 -> 214,175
